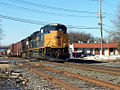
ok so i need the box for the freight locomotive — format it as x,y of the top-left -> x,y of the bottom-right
10,24 -> 69,61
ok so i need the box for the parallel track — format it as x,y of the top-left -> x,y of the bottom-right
3,57 -> 120,89
66,62 -> 120,71
17,61 -> 120,90
4,57 -> 120,76
16,62 -> 81,90
40,61 -> 120,76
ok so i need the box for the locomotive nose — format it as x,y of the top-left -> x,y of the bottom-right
53,31 -> 64,47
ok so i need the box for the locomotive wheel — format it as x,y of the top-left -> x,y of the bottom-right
46,48 -> 52,56
55,49 -> 61,58
40,52 -> 44,59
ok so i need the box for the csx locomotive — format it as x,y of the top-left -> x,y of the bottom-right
10,24 -> 69,61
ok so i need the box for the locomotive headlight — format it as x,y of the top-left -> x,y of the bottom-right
51,44 -> 53,46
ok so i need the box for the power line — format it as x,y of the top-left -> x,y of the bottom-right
0,2 -> 97,18
103,24 -> 115,28
0,14 -> 99,30
67,25 -> 86,28
103,28 -> 117,34
103,29 -> 111,33
9,0 -> 98,14
0,15 -> 48,25
68,26 -> 99,29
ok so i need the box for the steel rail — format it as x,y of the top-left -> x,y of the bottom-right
6,57 -> 120,75
65,62 -> 120,71
9,57 -> 120,71
65,63 -> 120,76
65,62 -> 120,75
8,57 -> 26,60
40,61 -> 120,76
28,61 -> 120,90
16,62 -> 81,90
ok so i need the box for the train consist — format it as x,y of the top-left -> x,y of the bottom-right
1,24 -> 69,61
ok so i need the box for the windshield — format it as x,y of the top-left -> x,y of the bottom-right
43,25 -> 67,34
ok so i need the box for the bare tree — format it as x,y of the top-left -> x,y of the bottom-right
68,31 -> 106,43
68,31 -> 95,43
109,1 -> 120,42
0,21 -> 2,45
0,29 -> 1,45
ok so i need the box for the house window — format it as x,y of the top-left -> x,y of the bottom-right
74,48 -> 77,52
95,48 -> 100,55
90,48 -> 93,54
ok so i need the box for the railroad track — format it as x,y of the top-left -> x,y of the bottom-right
2,57 -> 120,89
2,57 -> 120,76
16,62 -> 81,90
65,62 -> 120,71
16,61 -> 120,90
64,62 -> 120,76
40,61 -> 120,76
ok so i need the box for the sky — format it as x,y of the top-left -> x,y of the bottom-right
0,0 -> 119,45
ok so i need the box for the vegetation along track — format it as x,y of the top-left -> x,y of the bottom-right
40,61 -> 120,76
16,61 -> 120,90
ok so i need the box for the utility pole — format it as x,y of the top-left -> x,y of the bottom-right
99,0 -> 103,55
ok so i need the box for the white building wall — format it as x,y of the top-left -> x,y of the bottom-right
77,48 -> 91,53
110,52 -> 114,55
86,49 -> 90,53
69,44 -> 74,58
69,44 -> 74,52
100,49 -> 102,55
72,43 -> 119,56
92,49 -> 95,54
104,48 -> 109,56
115,49 -> 119,55
77,48 -> 82,52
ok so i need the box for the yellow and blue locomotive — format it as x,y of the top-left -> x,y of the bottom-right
20,24 -> 69,61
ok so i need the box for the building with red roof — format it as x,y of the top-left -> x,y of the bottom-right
71,42 -> 120,56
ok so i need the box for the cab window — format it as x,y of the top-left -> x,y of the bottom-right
40,28 -> 43,33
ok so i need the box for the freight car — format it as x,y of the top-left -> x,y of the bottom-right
0,49 -> 7,56
10,24 -> 69,61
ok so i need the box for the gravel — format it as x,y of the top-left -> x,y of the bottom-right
12,64 -> 66,90
1,58 -> 120,90
27,62 -> 111,90
90,62 -> 120,68
38,61 -> 120,86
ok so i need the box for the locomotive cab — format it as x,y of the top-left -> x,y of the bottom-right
42,24 -> 69,61
27,23 -> 69,61
40,24 -> 67,34
43,24 -> 68,48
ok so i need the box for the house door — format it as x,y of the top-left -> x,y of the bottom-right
109,48 -> 115,55
90,48 -> 93,54
95,48 -> 100,55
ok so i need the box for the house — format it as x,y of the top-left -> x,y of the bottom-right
71,42 -> 120,56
